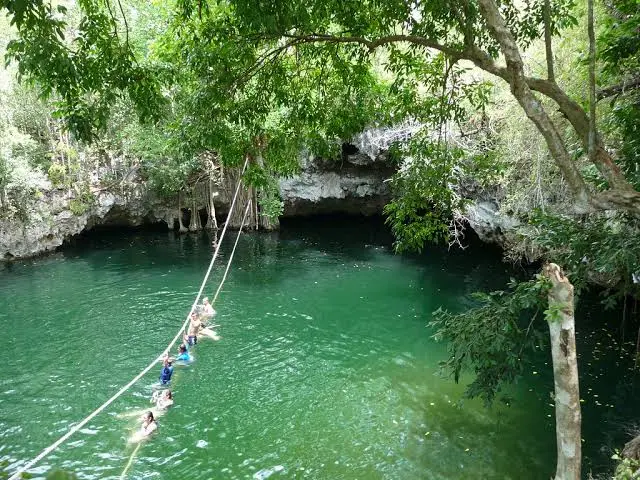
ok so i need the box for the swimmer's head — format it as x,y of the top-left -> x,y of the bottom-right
144,411 -> 154,422
178,344 -> 187,354
203,297 -> 210,305
165,390 -> 173,399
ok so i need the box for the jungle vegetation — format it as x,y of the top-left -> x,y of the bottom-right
1,0 -> 640,477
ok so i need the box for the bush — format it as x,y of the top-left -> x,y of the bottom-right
47,163 -> 67,188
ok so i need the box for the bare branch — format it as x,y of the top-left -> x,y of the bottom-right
543,0 -> 555,82
115,0 -> 129,48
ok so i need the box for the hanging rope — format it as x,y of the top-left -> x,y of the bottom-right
118,442 -> 141,480
213,199 -> 252,304
8,159 -> 249,480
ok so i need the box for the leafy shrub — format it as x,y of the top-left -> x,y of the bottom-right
47,163 -> 67,188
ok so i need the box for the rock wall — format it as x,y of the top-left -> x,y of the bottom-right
0,145 -> 397,260
279,147 -> 395,217
0,124 -> 520,260
465,200 -> 520,246
0,185 -> 174,260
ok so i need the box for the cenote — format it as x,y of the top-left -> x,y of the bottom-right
0,216 -> 638,479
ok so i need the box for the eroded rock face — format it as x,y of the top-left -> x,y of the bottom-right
465,200 -> 520,246
0,186 -> 174,260
279,146 -> 396,217
0,125 -> 523,260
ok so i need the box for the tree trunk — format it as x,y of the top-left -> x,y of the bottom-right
255,152 -> 280,231
543,263 -> 582,480
543,0 -> 555,82
189,195 -> 199,232
587,0 -> 597,165
476,0 -> 640,214
208,176 -> 218,230
178,191 -> 188,233
223,162 -> 255,229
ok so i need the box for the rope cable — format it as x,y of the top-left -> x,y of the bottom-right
118,442 -> 141,480
8,158 -> 249,480
213,199 -> 252,304
118,199 -> 253,479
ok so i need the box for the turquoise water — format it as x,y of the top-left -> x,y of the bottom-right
0,217 -> 634,479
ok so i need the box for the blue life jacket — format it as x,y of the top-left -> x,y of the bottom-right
159,365 -> 173,384
176,352 -> 191,362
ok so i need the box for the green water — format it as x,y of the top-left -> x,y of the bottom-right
0,217 -> 635,479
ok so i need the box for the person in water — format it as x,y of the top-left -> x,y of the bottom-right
186,312 -> 201,346
152,389 -> 174,410
140,411 -> 157,437
176,343 -> 192,362
202,297 -> 216,317
159,357 -> 173,385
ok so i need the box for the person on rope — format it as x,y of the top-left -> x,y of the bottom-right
186,311 -> 201,346
198,298 -> 221,340
176,343 -> 192,362
159,357 -> 173,385
202,297 -> 216,317
140,411 -> 157,437
152,389 -> 174,410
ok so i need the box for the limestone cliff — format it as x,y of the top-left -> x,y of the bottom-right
279,147 -> 395,217
0,185 -> 173,260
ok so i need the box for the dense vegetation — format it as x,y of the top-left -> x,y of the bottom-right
2,0 -> 640,477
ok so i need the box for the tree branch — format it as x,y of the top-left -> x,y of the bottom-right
598,76 -> 640,99
476,0 -> 591,209
543,0 -> 555,82
236,29 -> 640,212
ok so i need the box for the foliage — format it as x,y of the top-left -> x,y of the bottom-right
430,276 -> 551,406
69,186 -> 95,216
0,122 -> 49,222
2,0 -> 166,141
384,139 -> 467,251
612,452 -> 640,480
509,211 -> 640,302
47,163 -> 66,188
598,0 -> 640,189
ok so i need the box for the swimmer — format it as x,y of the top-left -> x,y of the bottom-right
159,357 -> 173,385
176,343 -> 192,362
140,411 -> 157,437
202,297 -> 216,317
186,312 -> 201,346
152,389 -> 174,410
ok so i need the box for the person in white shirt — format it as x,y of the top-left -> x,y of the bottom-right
202,297 -> 216,317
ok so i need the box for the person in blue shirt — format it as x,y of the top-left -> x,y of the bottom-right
159,358 -> 173,385
176,343 -> 192,362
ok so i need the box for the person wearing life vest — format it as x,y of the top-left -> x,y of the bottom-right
159,357 -> 173,385
176,343 -> 192,362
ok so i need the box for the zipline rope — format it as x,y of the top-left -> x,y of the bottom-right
213,199 -> 253,304
8,158 -> 249,480
118,442 -> 141,480
119,198 -> 253,480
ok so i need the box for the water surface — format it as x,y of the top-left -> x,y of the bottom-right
0,217 -> 632,479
